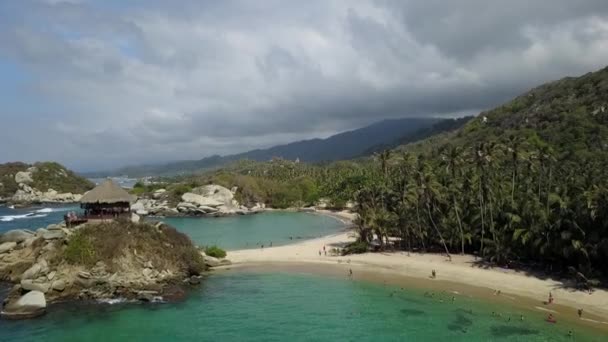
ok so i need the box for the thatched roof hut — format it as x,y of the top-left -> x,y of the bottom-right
80,179 -> 135,204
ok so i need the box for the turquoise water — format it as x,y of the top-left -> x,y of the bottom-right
163,212 -> 345,250
0,205 -> 81,234
0,272 -> 602,341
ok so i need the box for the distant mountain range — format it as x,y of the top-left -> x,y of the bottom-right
87,117 -> 472,177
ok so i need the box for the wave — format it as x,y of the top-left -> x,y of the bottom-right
0,213 -> 47,222
98,298 -> 131,305
35,207 -> 74,214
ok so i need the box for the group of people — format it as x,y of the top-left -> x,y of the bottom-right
318,245 -> 327,256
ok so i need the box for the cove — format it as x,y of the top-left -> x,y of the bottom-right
162,211 -> 346,250
0,272 -> 604,341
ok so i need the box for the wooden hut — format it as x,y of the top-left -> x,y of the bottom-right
78,179 -> 135,220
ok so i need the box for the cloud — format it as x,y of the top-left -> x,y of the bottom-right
1,0 -> 608,170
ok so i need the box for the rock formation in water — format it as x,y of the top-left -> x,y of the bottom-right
0,220 -> 223,319
132,184 -> 265,217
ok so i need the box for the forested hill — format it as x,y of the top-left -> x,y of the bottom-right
353,65 -> 608,280
90,117 -> 440,177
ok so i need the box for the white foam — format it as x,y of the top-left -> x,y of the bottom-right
98,298 -> 129,305
36,208 -> 54,213
0,212 -> 46,222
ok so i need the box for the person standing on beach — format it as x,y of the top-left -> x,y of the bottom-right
349,269 -> 353,278
548,292 -> 554,304
578,308 -> 583,318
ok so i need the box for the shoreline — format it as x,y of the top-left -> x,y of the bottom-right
223,212 -> 608,331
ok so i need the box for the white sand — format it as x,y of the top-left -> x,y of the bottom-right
227,210 -> 608,320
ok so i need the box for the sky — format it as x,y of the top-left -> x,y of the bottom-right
1,0 -> 608,171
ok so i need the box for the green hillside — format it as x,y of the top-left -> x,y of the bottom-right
0,161 -> 94,199
153,66 -> 608,283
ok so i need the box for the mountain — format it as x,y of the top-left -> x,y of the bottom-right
91,117 -> 441,177
364,116 -> 474,155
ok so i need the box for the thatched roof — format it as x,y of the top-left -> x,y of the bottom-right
80,179 -> 135,204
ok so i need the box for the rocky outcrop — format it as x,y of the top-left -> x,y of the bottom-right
131,198 -> 177,216
0,229 -> 35,243
176,185 -> 264,217
14,171 -> 33,184
11,183 -> 82,203
130,184 -> 266,218
0,290 -> 47,319
0,220 -> 207,319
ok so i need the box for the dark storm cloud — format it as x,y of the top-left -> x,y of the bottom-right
1,0 -> 608,170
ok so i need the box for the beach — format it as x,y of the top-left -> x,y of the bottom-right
223,210 -> 608,330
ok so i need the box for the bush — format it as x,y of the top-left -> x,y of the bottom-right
64,230 -> 96,265
205,245 -> 227,259
342,240 -> 369,255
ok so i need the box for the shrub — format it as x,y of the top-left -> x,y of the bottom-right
205,245 -> 227,259
64,230 -> 96,265
342,240 -> 369,255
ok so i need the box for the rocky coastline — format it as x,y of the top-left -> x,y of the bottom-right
131,184 -> 266,218
0,220 -> 229,320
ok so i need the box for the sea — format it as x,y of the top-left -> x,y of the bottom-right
0,204 -> 81,234
0,211 -> 605,341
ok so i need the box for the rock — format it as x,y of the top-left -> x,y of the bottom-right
162,285 -> 186,301
0,241 -> 17,254
1,290 -> 47,319
47,271 -> 56,281
36,228 -> 49,237
181,193 -> 223,207
137,291 -> 158,302
199,205 -> 219,213
131,201 -> 146,212
219,259 -> 232,266
144,261 -> 153,269
51,279 -> 66,292
42,230 -> 65,240
0,229 -> 35,243
21,279 -> 51,293
78,271 -> 92,279
22,236 -> 39,248
131,213 -> 140,223
46,224 -> 62,231
136,209 -> 149,216
14,171 -> 33,184
22,263 -> 42,280
204,255 -> 221,267
188,275 -> 201,285
153,189 -> 166,199
142,268 -> 154,278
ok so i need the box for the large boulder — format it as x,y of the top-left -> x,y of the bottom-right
42,230 -> 65,240
21,279 -> 51,293
191,185 -> 234,203
0,290 -> 47,319
0,229 -> 35,243
181,193 -> 223,207
14,171 -> 33,184
0,241 -> 17,254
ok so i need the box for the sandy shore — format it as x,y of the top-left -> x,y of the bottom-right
224,210 -> 608,327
